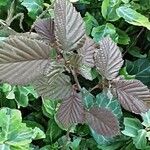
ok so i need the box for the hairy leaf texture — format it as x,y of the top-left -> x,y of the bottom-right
86,107 -> 120,136
94,36 -> 124,80
57,91 -> 84,127
54,0 -> 85,52
111,78 -> 150,114
34,18 -> 55,45
79,36 -> 96,67
68,53 -> 82,68
79,65 -> 93,80
43,60 -> 65,83
0,37 -> 51,85
33,73 -> 72,100
12,32 -> 41,39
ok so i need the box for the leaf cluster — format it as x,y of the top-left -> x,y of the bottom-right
0,0 -> 150,149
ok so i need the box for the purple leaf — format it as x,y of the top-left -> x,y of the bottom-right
0,37 -> 51,85
34,18 -> 55,45
111,78 -> 150,114
79,36 -> 96,67
94,36 -> 124,80
57,91 -> 85,127
86,107 -> 120,136
54,0 -> 86,52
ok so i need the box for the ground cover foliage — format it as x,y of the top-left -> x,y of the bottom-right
0,0 -> 150,149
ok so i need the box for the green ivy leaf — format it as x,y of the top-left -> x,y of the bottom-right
95,92 -> 122,119
80,138 -> 100,149
40,144 -> 59,150
45,119 -> 63,143
133,129 -> 147,149
101,0 -> 121,21
122,118 -> 143,137
0,144 -> 31,150
14,86 -> 38,107
141,110 -> 150,128
128,47 -> 147,58
121,0 -> 129,3
21,0 -> 44,19
83,91 -> 122,145
140,0 -> 150,10
116,6 -> 150,30
82,88 -> 95,109
2,83 -> 11,93
32,127 -> 46,140
69,138 -> 81,150
79,0 -> 90,4
0,108 -> 45,150
98,140 -> 127,150
0,0 -> 9,6
42,99 -> 58,118
119,67 -> 135,80
126,59 -> 150,88
91,23 -> 118,42
116,28 -> 130,45
83,12 -> 99,35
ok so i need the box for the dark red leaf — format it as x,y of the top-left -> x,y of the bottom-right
34,18 -> 55,45
57,91 -> 85,127
86,107 -> 120,136
111,78 -> 150,114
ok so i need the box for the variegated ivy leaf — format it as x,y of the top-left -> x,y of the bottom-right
86,107 -> 120,136
57,91 -> 84,127
94,36 -> 124,80
34,18 -> 55,45
0,37 -> 51,85
54,0 -> 85,52
33,73 -> 72,100
111,78 -> 150,114
78,36 -> 96,67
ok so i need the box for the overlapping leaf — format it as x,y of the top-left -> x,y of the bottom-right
68,53 -> 82,68
34,18 -> 55,45
0,37 -> 51,85
122,118 -> 143,137
92,23 -> 118,42
0,108 -> 45,150
43,60 -> 65,83
79,65 -> 93,80
126,59 -> 150,88
57,91 -> 84,127
96,92 -> 122,119
94,36 -> 124,80
82,89 -> 122,145
21,0 -> 43,19
111,78 -> 150,114
116,6 -> 150,30
86,107 -> 120,136
78,36 -> 96,67
33,73 -> 72,100
54,0 -> 85,52
101,0 -> 121,21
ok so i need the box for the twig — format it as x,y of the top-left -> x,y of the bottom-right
71,68 -> 81,90
89,84 -> 99,92
123,28 -> 144,56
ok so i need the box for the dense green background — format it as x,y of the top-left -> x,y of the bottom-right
0,0 -> 150,149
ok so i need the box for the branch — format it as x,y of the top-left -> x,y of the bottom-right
71,68 -> 81,90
